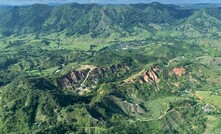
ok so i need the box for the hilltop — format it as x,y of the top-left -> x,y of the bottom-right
0,2 -> 221,133
0,2 -> 192,37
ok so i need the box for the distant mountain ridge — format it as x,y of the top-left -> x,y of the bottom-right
0,2 -> 193,37
0,2 -> 221,38
1,2 -> 221,134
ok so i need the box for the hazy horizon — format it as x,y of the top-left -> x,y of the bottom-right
1,0 -> 221,5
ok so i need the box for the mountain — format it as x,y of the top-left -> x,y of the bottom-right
0,2 -> 221,134
179,3 -> 221,9
0,6 -> 11,15
2,2 -> 221,38
0,2 -> 193,37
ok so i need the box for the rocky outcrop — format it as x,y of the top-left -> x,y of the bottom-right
108,64 -> 130,74
58,64 -> 130,92
134,66 -> 160,85
57,65 -> 164,94
89,67 -> 107,78
126,66 -> 160,85
143,67 -> 160,84
61,78 -> 72,89
59,70 -> 89,89
69,71 -> 82,83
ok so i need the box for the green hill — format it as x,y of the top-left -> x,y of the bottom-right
0,2 -> 193,37
0,2 -> 221,134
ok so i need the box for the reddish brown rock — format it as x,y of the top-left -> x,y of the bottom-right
69,71 -> 79,83
173,67 -> 186,77
170,67 -> 186,77
143,74 -> 149,82
143,68 -> 160,84
61,78 -> 71,88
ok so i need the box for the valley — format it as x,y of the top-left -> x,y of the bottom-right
0,2 -> 221,133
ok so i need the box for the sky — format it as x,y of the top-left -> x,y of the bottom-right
0,0 -> 221,5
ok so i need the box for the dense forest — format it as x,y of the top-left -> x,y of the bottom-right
0,2 -> 221,133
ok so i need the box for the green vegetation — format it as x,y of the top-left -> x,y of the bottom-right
196,91 -> 221,110
0,2 -> 221,133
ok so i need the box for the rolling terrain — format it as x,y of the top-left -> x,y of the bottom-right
0,2 -> 221,133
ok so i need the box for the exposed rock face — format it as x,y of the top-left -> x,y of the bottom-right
108,64 -> 130,74
142,66 -> 160,84
109,65 -> 116,74
126,66 -> 161,85
58,64 -> 130,92
143,68 -> 160,84
69,71 -> 80,83
89,67 -> 107,78
58,64 -> 162,94
59,70 -> 89,89
61,78 -> 72,89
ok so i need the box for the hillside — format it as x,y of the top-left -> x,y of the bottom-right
0,2 -> 221,134
0,2 -> 193,37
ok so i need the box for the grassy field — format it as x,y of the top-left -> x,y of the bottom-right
196,91 -> 221,110
28,67 -> 58,76
204,115 -> 221,134
144,97 -> 183,120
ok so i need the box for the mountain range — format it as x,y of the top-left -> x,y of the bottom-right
0,2 -> 221,38
0,2 -> 221,133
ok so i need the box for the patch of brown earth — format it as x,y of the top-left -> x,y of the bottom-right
196,92 -> 203,101
174,82 -> 180,88
143,66 -> 160,84
169,67 -> 186,77
59,64 -> 131,93
143,70 -> 159,83
61,78 -> 72,89
125,66 -> 160,85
